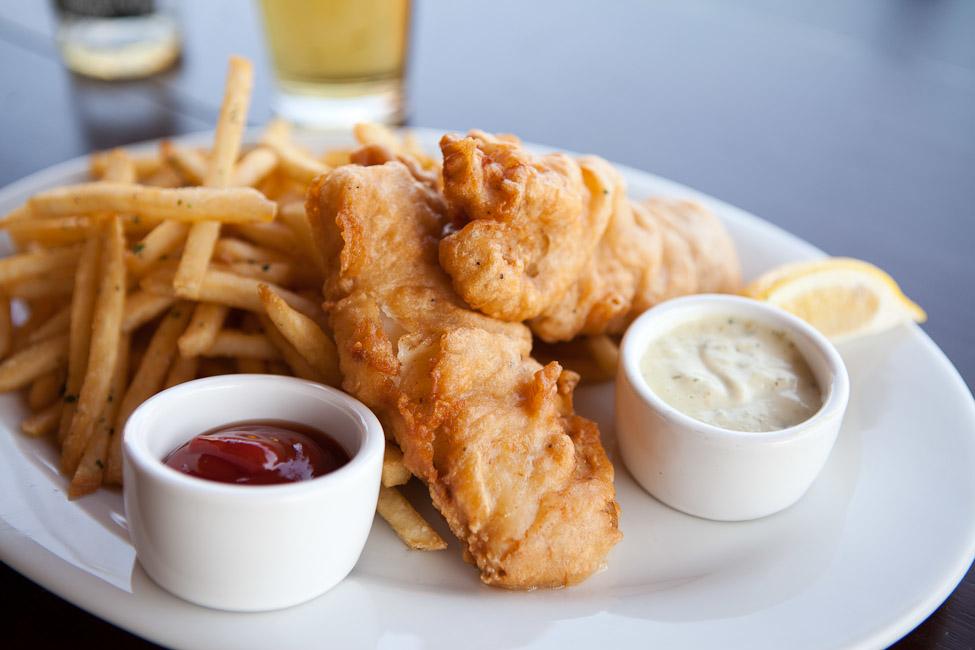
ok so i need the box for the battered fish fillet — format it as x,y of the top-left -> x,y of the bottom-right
643,197 -> 741,301
531,196 -> 741,341
306,161 -> 621,589
438,131 -> 616,322
438,133 -> 740,342
529,166 -> 661,341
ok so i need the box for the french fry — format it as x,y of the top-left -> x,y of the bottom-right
71,333 -> 129,497
259,174 -> 310,205
231,147 -> 277,187
0,334 -> 68,392
175,57 -> 253,299
258,284 -> 340,385
102,149 -> 137,184
106,303 -> 192,484
261,119 -> 329,184
278,201 -> 325,274
59,235 -> 101,443
227,261 -> 294,285
352,125 -> 440,185
269,144 -> 329,184
321,148 -> 351,167
28,184 -> 276,224
117,303 -> 193,426
276,183 -> 308,204
231,221 -> 297,253
28,366 -> 64,411
215,239 -> 319,287
261,117 -> 291,142
207,57 -> 253,188
586,335 -> 620,377
28,304 -> 71,344
122,216 -> 159,240
61,217 -> 126,476
6,270 -> 75,300
0,244 -> 82,285
382,443 -> 412,487
253,173 -> 282,201
91,151 -> 161,179
203,330 -> 281,360
142,266 -> 324,325
258,313 -> 321,381
213,237 -> 288,265
174,219 -> 222,299
22,400 -> 63,437
163,354 -> 198,389
121,290 -> 176,333
261,119 -> 289,146
353,122 -> 402,150
122,212 -> 157,228
361,124 -> 437,171
160,140 -> 207,185
377,486 -> 447,551
0,296 -> 11,359
141,163 -> 184,188
0,216 -> 94,247
127,220 -> 190,277
0,205 -> 30,230
177,302 -> 228,357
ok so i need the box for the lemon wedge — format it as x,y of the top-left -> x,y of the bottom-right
743,258 -> 926,341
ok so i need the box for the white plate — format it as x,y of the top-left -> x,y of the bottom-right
2,129 -> 974,650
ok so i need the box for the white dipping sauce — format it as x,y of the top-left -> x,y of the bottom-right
640,316 -> 822,432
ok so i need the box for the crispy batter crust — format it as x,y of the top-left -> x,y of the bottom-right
307,162 -> 621,589
531,193 -> 741,342
437,133 -> 740,342
438,132 -> 615,322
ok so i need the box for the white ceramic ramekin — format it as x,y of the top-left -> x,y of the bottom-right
122,375 -> 384,611
616,294 -> 849,521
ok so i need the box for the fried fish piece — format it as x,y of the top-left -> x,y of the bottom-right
530,189 -> 740,342
307,161 -> 621,589
437,133 -> 740,342
642,197 -> 741,302
528,163 -> 660,341
438,132 -> 616,322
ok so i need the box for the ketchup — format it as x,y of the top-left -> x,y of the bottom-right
164,420 -> 349,485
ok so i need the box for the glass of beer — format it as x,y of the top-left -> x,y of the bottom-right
258,0 -> 410,128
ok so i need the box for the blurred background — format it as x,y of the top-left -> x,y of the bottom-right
1,0 -> 974,647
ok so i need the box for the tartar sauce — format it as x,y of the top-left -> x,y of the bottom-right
640,316 -> 822,432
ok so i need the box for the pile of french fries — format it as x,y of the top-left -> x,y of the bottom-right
0,56 -> 445,551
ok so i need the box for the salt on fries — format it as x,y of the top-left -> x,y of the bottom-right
0,55 -> 450,551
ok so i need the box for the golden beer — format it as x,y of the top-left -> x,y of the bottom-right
259,0 -> 410,127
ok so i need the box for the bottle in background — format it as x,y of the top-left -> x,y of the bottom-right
55,0 -> 181,80
258,0 -> 410,128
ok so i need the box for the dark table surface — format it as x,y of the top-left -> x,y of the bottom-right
1,1 -> 973,648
